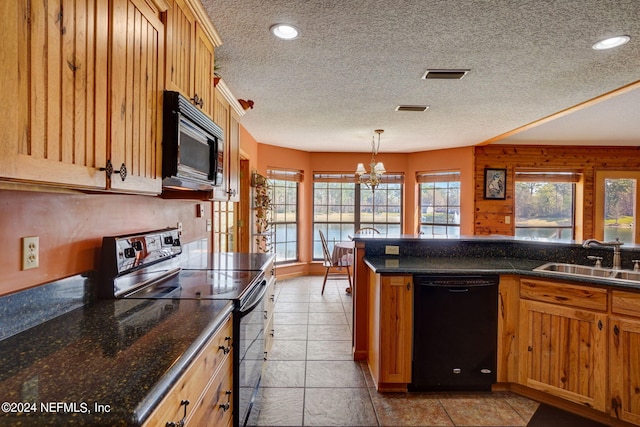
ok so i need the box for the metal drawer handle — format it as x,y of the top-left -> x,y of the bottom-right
165,399 -> 189,427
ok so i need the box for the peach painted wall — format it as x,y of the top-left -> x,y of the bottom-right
257,144 -> 312,265
407,146 -> 475,235
0,190 -> 212,296
239,125 -> 259,169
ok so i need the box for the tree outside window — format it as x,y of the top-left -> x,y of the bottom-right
418,171 -> 460,236
312,173 -> 403,259
514,172 -> 577,241
267,169 -> 302,264
604,178 -> 636,243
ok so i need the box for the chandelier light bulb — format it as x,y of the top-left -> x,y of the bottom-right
355,130 -> 386,190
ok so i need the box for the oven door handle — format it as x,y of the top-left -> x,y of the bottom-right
240,279 -> 268,318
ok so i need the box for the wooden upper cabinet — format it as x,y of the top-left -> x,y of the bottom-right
1,0 -> 109,189
194,24 -> 215,118
1,0 -> 163,194
212,93 -> 230,201
109,0 -> 164,194
228,111 -> 241,202
164,0 -> 218,119
165,0 -> 195,95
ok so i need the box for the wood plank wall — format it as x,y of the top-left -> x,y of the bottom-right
473,145 -> 640,237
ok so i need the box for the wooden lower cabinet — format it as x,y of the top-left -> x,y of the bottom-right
610,291 -> 640,424
264,262 -> 276,359
143,313 -> 233,427
367,272 -> 413,391
518,278 -> 608,412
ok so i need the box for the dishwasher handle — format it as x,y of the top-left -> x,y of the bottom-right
448,287 -> 469,292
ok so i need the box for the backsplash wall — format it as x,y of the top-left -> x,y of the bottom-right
0,189 -> 211,296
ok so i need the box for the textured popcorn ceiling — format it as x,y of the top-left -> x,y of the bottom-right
201,0 -> 640,153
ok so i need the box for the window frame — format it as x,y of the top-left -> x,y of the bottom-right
417,171 -> 461,237
514,171 -> 579,242
213,201 -> 235,252
267,168 -> 302,264
595,170 -> 640,244
312,172 -> 403,260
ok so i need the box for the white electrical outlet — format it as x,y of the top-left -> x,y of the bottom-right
206,218 -> 212,232
385,245 -> 400,255
505,215 -> 511,224
177,222 -> 183,233
22,236 -> 39,270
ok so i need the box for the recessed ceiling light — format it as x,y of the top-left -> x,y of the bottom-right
270,24 -> 300,40
592,35 -> 630,50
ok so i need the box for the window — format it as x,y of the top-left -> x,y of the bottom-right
595,171 -> 640,244
514,171 -> 578,241
418,171 -> 460,236
213,201 -> 235,252
268,168 -> 302,263
312,173 -> 403,259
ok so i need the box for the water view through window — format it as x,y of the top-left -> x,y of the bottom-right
515,181 -> 575,241
604,178 -> 636,243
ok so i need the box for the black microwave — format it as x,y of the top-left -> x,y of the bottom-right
162,91 -> 224,191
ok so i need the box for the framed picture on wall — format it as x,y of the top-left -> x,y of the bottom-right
484,168 -> 506,200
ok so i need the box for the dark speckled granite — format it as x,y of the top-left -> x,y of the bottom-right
0,296 -> 233,426
362,236 -> 640,291
358,235 -> 640,271
0,274 -> 92,340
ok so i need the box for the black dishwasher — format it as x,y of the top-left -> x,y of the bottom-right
410,275 -> 498,391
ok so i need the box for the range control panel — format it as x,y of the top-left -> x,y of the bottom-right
102,228 -> 182,277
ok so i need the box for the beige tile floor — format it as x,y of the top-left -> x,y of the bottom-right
247,275 -> 540,427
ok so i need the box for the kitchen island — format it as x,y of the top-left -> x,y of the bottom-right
353,235 -> 640,426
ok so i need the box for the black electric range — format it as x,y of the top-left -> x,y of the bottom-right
98,228 -> 270,427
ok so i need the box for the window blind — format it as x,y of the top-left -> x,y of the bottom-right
515,171 -> 581,183
416,171 -> 460,183
267,168 -> 304,182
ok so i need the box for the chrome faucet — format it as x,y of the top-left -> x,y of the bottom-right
582,238 -> 624,269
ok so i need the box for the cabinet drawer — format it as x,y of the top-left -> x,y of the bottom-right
520,278 -> 607,311
188,351 -> 233,427
264,277 -> 276,318
264,313 -> 275,359
143,314 -> 233,426
612,290 -> 640,317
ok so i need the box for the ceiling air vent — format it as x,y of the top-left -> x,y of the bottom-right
422,69 -> 470,80
395,105 -> 429,112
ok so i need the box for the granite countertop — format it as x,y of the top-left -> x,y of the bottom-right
0,297 -> 233,426
364,256 -> 640,291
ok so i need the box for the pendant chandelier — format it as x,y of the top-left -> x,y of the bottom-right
355,129 -> 386,191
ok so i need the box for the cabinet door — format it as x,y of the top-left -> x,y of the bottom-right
212,93 -> 230,201
610,316 -> 640,424
194,24 -> 215,118
109,0 -> 164,194
518,299 -> 607,411
227,111 -> 241,202
164,0 -> 195,96
1,0 -> 109,189
379,275 -> 413,384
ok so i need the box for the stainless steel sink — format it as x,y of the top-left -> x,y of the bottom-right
534,262 -> 615,278
613,270 -> 640,281
534,262 -> 640,283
